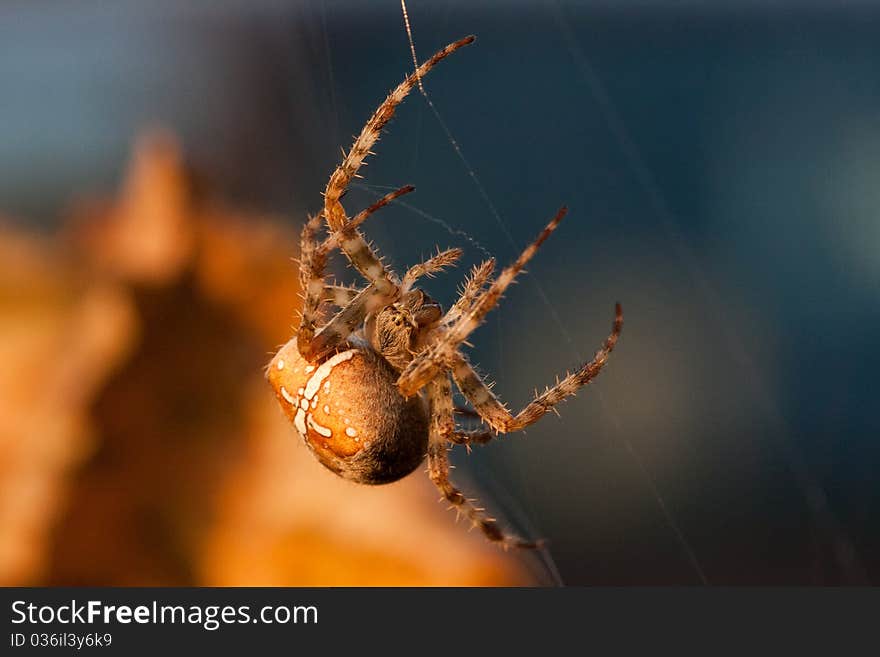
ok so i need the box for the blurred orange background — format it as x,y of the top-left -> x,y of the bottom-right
0,133 -> 538,586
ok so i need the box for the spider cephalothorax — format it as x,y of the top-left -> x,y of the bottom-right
369,289 -> 443,370
268,35 -> 622,548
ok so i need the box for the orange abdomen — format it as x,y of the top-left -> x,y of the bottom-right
267,336 -> 429,484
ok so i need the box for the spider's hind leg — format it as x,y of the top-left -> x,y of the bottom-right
425,375 -> 539,549
451,406 -> 495,450
449,427 -> 494,452
296,213 -> 330,358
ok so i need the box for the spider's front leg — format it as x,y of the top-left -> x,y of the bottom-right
397,207 -> 568,396
401,247 -> 464,292
299,35 -> 475,361
322,186 -> 415,296
322,35 -> 475,223
441,258 -> 495,326
296,187 -> 414,362
425,375 -> 539,549
321,36 -> 474,295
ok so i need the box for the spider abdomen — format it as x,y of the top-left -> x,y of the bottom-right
267,336 -> 429,484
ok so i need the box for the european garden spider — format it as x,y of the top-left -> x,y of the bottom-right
268,35 -> 622,548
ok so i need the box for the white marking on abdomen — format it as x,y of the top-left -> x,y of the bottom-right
277,359 -> 285,370
308,414 -> 333,438
280,386 -> 295,405
303,349 -> 356,399
294,408 -> 307,435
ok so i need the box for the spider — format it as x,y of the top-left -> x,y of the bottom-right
267,35 -> 622,549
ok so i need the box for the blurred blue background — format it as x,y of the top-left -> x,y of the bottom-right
2,0 -> 878,584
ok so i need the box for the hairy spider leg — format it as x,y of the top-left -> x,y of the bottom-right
401,247 -> 463,292
397,206 -> 569,395
302,284 -> 394,361
322,35 -> 475,297
297,213 -> 329,352
440,258 -> 495,326
449,426 -> 494,450
320,185 -> 414,287
451,306 -> 622,434
425,375 -> 539,549
297,36 -> 473,362
322,285 -> 359,307
297,186 -> 415,360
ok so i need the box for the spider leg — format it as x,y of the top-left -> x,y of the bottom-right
398,207 -> 568,396
425,374 -> 539,549
441,258 -> 495,326
299,283 -> 394,361
323,35 -> 474,230
322,36 -> 474,295
321,186 -> 415,293
401,247 -> 463,293
451,304 -> 623,433
301,35 -> 473,353
342,184 -> 415,235
298,213 -> 324,288
297,213 -> 330,354
451,405 -> 494,447
322,285 -> 359,308
449,426 -> 494,449
297,187 -> 415,359
453,404 -> 481,419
